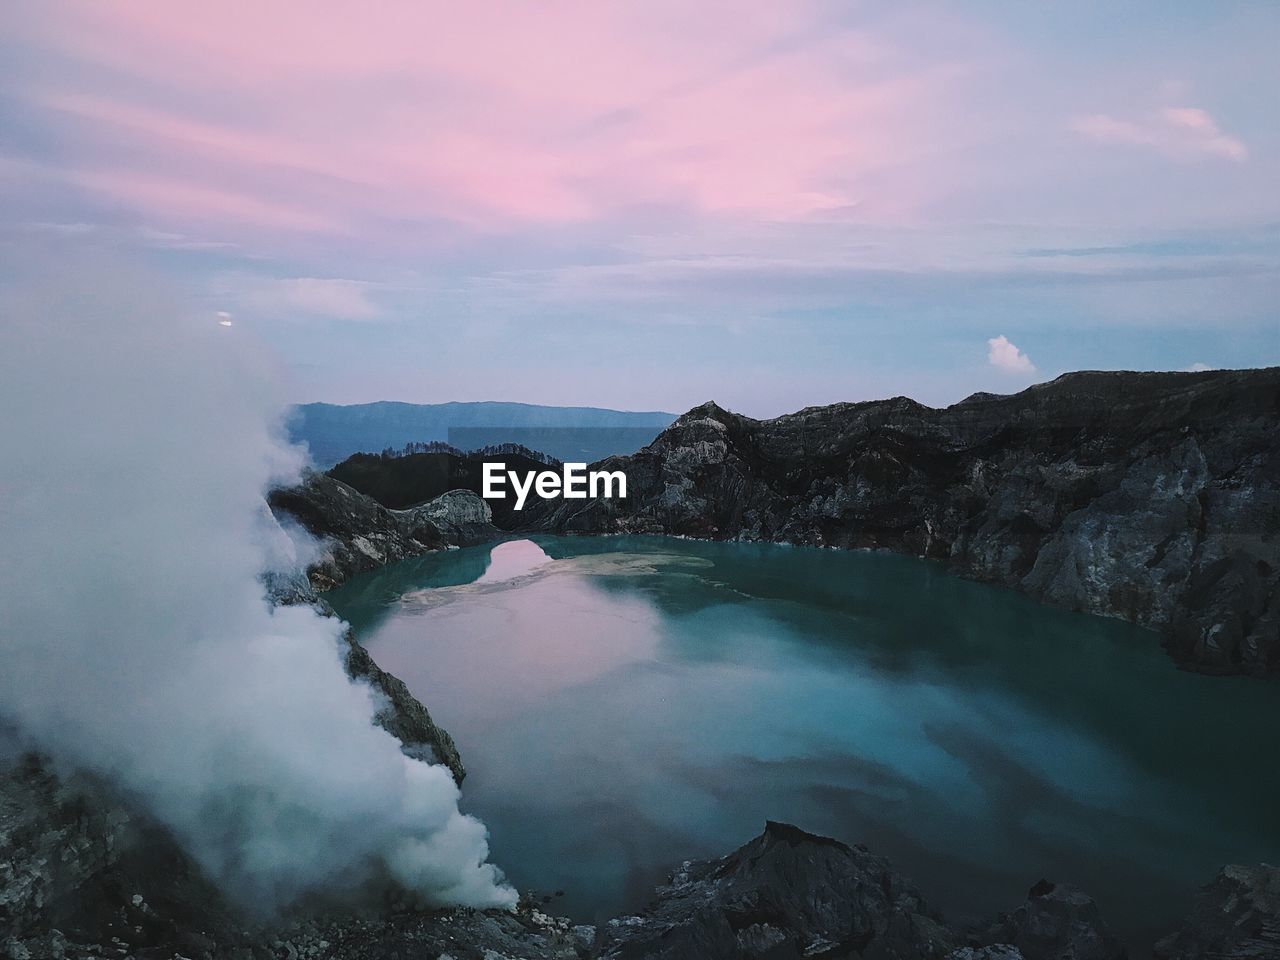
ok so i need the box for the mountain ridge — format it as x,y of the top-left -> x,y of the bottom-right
289,400 -> 677,467
529,367 -> 1280,675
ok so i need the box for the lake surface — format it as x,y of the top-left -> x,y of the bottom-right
327,536 -> 1280,950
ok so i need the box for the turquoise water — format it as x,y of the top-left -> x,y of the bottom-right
327,536 -> 1280,949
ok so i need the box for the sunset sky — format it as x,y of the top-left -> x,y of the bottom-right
2,2 -> 1276,415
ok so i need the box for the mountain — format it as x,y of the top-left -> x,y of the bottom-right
528,368 -> 1280,676
289,400 -> 676,467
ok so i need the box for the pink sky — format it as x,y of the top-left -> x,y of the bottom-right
13,1 -> 962,240
2,2 -> 1276,412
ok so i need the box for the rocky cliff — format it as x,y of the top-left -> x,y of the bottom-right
530,368 -> 1280,675
265,475 -> 497,781
267,473 -> 500,590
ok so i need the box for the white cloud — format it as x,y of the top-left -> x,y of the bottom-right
987,334 -> 1036,375
1071,106 -> 1247,161
1184,361 -> 1213,372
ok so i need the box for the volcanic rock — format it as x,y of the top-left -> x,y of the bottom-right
530,369 -> 1280,675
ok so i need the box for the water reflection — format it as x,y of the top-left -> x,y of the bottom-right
326,537 -> 1280,950
476,539 -> 553,583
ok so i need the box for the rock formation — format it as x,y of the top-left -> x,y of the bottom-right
414,488 -> 503,546
267,473 -> 499,590
1154,863 -> 1280,960
530,369 -> 1280,675
600,821 -> 957,960
969,880 -> 1124,960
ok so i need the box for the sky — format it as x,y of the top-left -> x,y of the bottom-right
1,1 -> 1277,416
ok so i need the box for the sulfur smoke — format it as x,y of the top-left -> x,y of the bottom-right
0,258 -> 516,912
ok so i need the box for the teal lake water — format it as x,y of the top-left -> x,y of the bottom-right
327,536 -> 1280,950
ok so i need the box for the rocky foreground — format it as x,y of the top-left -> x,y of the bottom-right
5,453 -> 1278,959
5,763 -> 1279,960
529,369 -> 1280,676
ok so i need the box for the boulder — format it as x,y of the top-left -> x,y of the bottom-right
1154,863 -> 1280,960
600,820 -> 957,959
971,880 -> 1124,960
409,488 -> 502,547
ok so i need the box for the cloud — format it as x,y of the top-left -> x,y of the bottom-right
1184,361 -> 1213,372
238,277 -> 382,321
987,334 -> 1036,375
1071,106 -> 1247,161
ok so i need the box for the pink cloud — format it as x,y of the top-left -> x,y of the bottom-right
10,1 -> 959,241
1072,105 -> 1246,161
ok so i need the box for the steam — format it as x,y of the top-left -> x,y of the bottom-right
0,256 -> 516,912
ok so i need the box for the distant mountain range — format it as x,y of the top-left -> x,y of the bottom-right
288,401 -> 677,466
327,447 -> 555,529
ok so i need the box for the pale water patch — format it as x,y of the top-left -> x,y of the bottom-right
327,536 -> 1280,950
476,539 -> 553,584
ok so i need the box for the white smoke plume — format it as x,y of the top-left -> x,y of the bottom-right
0,252 -> 516,913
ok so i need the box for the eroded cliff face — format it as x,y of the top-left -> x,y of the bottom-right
266,474 -> 500,590
531,369 -> 1280,675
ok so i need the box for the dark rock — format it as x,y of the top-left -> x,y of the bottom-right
252,902 -> 584,960
947,948 -> 1026,960
267,472 -> 448,591
0,754 -> 584,959
1153,863 -> 1280,960
266,474 -> 476,782
0,754 -> 252,957
414,488 -> 502,546
529,369 -> 1280,675
970,880 -> 1124,960
269,473 -> 502,590
600,820 -> 957,959
342,629 -> 465,783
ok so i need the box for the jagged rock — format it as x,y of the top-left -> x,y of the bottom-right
242,902 -> 584,960
265,478 -> 469,781
411,488 -> 502,547
969,880 -> 1124,960
529,369 -> 1280,676
342,629 -> 465,783
948,948 -> 1026,960
1154,864 -> 1280,960
0,754 -> 581,959
599,820 -> 957,959
268,472 -> 448,590
0,755 -> 250,957
269,475 -> 503,590
3,778 -> 1153,960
